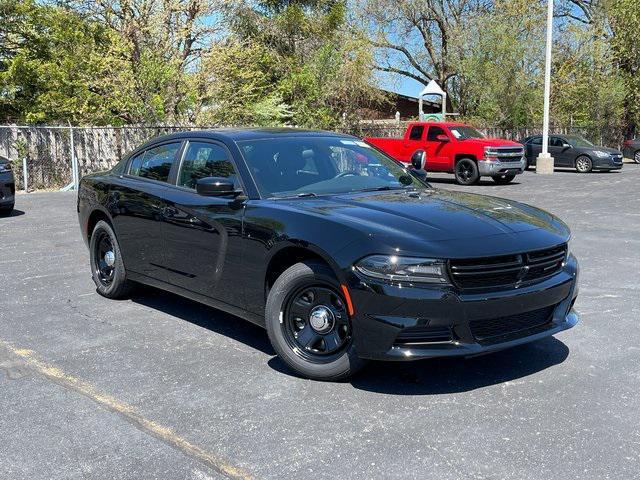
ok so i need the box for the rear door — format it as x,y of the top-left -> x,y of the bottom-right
528,136 -> 543,161
424,125 -> 451,171
159,140 -> 246,307
110,141 -> 183,278
402,124 -> 425,161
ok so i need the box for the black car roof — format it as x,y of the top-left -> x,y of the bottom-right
143,127 -> 356,143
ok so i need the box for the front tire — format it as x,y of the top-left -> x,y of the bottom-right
265,261 -> 365,381
89,220 -> 133,299
454,158 -> 480,185
575,155 -> 593,173
492,173 -> 516,185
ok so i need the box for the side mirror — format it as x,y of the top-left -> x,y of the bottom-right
436,134 -> 450,142
196,177 -> 238,197
562,143 -> 572,150
410,150 -> 427,170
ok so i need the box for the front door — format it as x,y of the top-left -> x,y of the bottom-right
160,140 -> 245,307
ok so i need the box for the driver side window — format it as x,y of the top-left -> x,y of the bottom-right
178,141 -> 236,190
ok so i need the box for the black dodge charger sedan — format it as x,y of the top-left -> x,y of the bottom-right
0,155 -> 15,214
521,134 -> 623,172
78,129 -> 579,381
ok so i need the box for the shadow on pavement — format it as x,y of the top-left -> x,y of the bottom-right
127,286 -> 569,394
350,337 -> 569,395
0,208 -> 25,217
129,286 -> 275,356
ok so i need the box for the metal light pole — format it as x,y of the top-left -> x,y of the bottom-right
537,0 -> 555,174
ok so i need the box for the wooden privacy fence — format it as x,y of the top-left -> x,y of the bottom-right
0,123 -> 618,191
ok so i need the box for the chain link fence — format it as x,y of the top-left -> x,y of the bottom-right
0,123 -> 623,191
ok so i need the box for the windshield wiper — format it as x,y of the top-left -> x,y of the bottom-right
295,192 -> 318,197
357,186 -> 412,193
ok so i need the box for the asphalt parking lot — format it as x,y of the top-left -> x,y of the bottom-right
1,166 -> 639,480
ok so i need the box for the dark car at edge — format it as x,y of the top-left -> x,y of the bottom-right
0,155 -> 15,215
77,129 -> 580,381
521,134 -> 623,172
622,139 -> 640,164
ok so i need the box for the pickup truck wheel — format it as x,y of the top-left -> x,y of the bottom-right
454,158 -> 480,185
265,261 -> 366,381
492,173 -> 516,185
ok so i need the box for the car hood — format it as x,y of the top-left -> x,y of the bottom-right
282,189 -> 569,258
458,138 -> 523,148
578,146 -> 621,155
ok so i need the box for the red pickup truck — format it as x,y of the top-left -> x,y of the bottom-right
365,122 -> 526,185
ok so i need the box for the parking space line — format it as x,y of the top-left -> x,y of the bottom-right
0,339 -> 253,480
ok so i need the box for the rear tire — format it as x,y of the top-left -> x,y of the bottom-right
0,203 -> 14,215
492,173 -> 516,185
575,156 -> 593,173
634,150 -> 640,164
89,220 -> 134,299
265,261 -> 366,381
454,158 -> 480,185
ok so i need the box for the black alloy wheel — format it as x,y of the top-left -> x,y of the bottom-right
283,286 -> 351,359
634,150 -> 640,164
265,261 -> 365,381
94,230 -> 116,287
89,220 -> 133,298
454,158 -> 479,185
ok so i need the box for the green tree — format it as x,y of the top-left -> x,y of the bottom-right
0,0 -> 133,124
454,0 -> 545,128
608,0 -> 640,136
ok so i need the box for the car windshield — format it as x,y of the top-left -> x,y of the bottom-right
566,136 -> 594,148
449,126 -> 485,140
237,136 -> 429,198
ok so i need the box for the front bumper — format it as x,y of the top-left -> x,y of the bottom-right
348,254 -> 579,361
0,171 -> 15,206
593,156 -> 623,170
478,157 -> 526,177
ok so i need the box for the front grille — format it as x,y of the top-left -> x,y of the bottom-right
394,325 -> 452,345
494,147 -> 525,161
448,244 -> 567,290
470,305 -> 556,345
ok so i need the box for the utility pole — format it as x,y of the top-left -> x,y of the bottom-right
537,0 -> 555,174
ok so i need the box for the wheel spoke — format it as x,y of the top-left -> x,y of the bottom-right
296,324 -> 321,350
290,299 -> 312,320
311,287 -> 333,306
322,330 -> 342,352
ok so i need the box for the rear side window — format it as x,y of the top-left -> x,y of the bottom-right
129,143 -> 181,182
409,126 -> 424,141
178,141 -> 237,189
427,126 -> 446,141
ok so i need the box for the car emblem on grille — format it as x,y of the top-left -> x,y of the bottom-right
516,265 -> 530,283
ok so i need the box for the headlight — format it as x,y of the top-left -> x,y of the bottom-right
0,162 -> 11,172
484,146 -> 499,159
355,255 -> 450,284
593,151 -> 610,158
